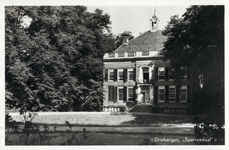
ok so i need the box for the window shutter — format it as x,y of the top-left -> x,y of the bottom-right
124,68 -> 127,82
154,86 -> 158,103
114,86 -> 117,103
133,68 -> 136,81
187,86 -> 191,103
105,69 -> 108,81
176,85 -> 180,103
114,69 -> 117,81
124,86 -> 127,102
165,67 -> 169,81
187,67 -> 190,80
108,86 -> 114,101
165,86 -> 169,103
155,67 -> 158,81
133,86 -> 136,101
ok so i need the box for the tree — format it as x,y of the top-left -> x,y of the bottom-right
162,6 -> 224,116
5,6 -> 116,112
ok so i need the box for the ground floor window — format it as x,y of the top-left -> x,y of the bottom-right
118,86 -> 124,102
180,86 -> 187,102
169,86 -> 176,103
158,86 -> 165,102
128,87 -> 134,101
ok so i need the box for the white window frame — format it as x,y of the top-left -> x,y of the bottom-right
127,86 -> 134,101
158,67 -> 165,81
108,69 -> 114,81
117,86 -> 124,102
180,86 -> 187,102
169,86 -> 176,103
118,69 -> 124,81
158,86 -> 165,102
128,68 -> 134,81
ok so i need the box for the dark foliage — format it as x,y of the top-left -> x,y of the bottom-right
162,6 -> 224,116
5,6 -> 117,112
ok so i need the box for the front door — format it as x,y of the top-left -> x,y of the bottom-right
140,86 -> 150,104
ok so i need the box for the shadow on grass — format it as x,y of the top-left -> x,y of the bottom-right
120,113 -> 193,126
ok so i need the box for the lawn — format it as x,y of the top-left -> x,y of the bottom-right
10,112 -> 193,126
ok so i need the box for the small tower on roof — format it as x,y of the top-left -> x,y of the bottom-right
150,7 -> 159,31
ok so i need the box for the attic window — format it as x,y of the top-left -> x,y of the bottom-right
109,53 -> 114,57
128,52 -> 134,57
142,51 -> 149,56
118,53 -> 124,57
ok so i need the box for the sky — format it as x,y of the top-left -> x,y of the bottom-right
87,6 -> 190,37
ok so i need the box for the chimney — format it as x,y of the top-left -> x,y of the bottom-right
121,31 -> 131,45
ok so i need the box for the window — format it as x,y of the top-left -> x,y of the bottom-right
181,67 -> 187,79
118,69 -> 124,80
118,86 -> 124,101
143,68 -> 149,83
158,86 -> 165,102
158,67 -> 165,80
128,68 -> 134,80
142,51 -> 149,56
180,86 -> 187,102
169,86 -> 176,102
169,68 -> 175,80
109,69 -> 114,80
128,87 -> 134,101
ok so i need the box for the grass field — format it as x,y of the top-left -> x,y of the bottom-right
10,112 -> 193,126
6,132 -> 200,145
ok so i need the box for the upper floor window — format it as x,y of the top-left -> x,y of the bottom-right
128,68 -> 134,80
143,67 -> 149,83
158,86 -> 165,102
109,69 -> 114,80
180,86 -> 187,102
158,67 -> 165,80
169,68 -> 175,80
169,86 -> 176,103
181,67 -> 187,79
118,69 -> 124,81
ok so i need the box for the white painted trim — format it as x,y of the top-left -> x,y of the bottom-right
169,86 -> 176,103
158,86 -> 165,102
180,86 -> 187,102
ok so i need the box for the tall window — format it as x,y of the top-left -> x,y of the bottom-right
109,69 -> 114,80
158,86 -> 165,102
143,68 -> 149,83
128,87 -> 134,101
169,68 -> 175,80
181,67 -> 187,79
169,86 -> 176,102
118,69 -> 124,81
128,68 -> 134,80
180,86 -> 187,102
118,86 -> 124,101
158,67 -> 165,80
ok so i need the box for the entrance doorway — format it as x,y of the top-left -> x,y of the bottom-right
140,86 -> 150,104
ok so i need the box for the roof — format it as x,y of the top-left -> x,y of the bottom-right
113,30 -> 167,53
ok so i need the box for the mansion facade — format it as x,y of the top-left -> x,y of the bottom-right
102,12 -> 193,113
